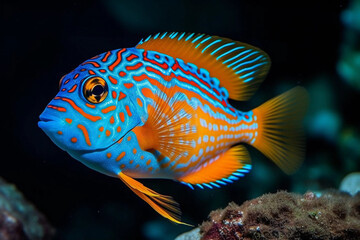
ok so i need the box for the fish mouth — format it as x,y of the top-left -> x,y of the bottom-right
39,116 -> 54,123
38,115 -> 57,130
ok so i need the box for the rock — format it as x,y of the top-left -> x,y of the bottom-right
178,191 -> 360,240
0,177 -> 54,240
175,228 -> 201,240
340,172 -> 360,196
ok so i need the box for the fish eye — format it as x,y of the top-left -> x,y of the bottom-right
83,77 -> 108,103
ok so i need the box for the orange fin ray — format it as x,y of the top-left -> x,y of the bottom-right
251,86 -> 309,174
118,172 -> 192,226
136,32 -> 271,101
178,145 -> 251,188
133,82 -> 197,161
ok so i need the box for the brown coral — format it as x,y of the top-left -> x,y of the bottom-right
200,191 -> 360,240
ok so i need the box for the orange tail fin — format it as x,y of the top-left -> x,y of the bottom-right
251,86 -> 309,174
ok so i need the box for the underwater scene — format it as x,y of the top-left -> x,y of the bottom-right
2,0 -> 360,239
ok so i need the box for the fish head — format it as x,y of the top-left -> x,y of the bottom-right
38,49 -> 147,156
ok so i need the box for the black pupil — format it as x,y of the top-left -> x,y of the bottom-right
92,85 -> 104,96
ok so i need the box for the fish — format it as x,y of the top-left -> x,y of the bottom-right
38,32 -> 309,225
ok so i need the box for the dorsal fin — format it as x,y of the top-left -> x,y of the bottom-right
136,32 -> 271,101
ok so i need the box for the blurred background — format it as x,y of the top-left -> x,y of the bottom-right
1,0 -> 359,239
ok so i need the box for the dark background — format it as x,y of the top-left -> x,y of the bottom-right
2,0 -> 359,239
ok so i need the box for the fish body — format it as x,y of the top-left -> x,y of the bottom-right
39,32 -> 308,224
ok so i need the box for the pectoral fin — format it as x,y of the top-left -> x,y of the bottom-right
118,172 -> 192,226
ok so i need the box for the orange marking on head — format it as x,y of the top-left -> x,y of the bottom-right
99,69 -> 106,73
85,103 -> 96,109
64,79 -> 70,85
123,83 -> 134,89
74,73 -> 79,79
125,105 -> 132,117
77,124 -> 92,146
135,164 -> 139,168
71,137 -> 77,143
108,76 -> 118,84
127,136 -> 132,141
140,155 -> 144,160
148,167 -> 153,172
118,92 -> 126,101
146,159 -> 151,165
125,62 -> 143,71
120,164 -> 126,169
126,54 -> 139,61
47,105 -> 67,112
117,152 -> 126,161
107,153 -> 112,158
102,51 -> 111,62
68,84 -> 77,93
57,131 -> 63,135
58,97 -> 101,122
110,116 -> 115,124
119,71 -> 126,77
129,160 -> 134,164
117,126 -> 121,132
117,138 -> 123,144
112,91 -> 117,99
132,148 -> 137,154
88,70 -> 96,75
119,112 -> 125,122
61,88 -> 66,92
65,118 -> 72,124
99,126 -> 104,132
136,98 -> 143,107
82,61 -> 100,68
106,130 -> 111,136
141,88 -> 153,98
108,48 -> 126,71
101,105 -> 116,114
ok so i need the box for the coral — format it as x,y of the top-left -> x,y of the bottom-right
199,191 -> 360,240
0,177 -> 54,240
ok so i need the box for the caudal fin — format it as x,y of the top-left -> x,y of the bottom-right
251,86 -> 309,174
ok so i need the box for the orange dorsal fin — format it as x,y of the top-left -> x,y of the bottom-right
178,145 -> 251,187
133,82 -> 197,160
251,86 -> 309,174
118,172 -> 192,226
136,32 -> 271,101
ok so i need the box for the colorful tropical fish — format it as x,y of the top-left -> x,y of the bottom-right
38,32 -> 308,225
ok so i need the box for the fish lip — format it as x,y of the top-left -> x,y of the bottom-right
39,115 -> 56,123
38,118 -> 53,123
38,115 -> 55,128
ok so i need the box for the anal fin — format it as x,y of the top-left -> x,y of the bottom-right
118,172 -> 192,226
178,145 -> 251,187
